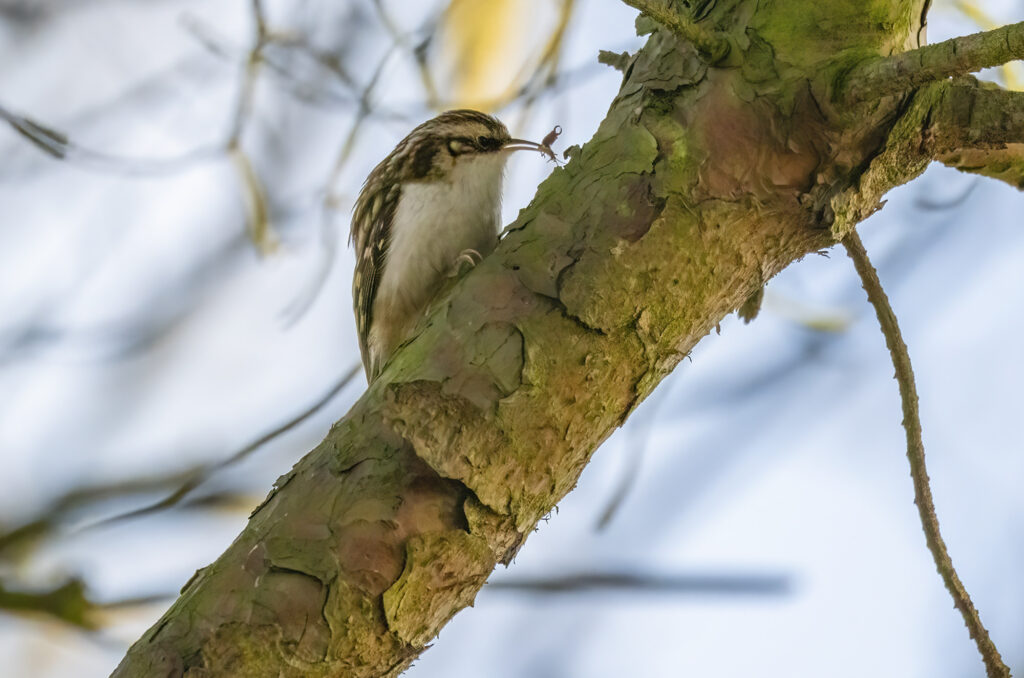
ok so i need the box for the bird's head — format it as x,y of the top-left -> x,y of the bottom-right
395,109 -> 553,182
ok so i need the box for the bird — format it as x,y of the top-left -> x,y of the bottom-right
350,109 -> 554,382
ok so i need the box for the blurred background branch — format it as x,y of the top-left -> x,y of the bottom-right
485,570 -> 791,596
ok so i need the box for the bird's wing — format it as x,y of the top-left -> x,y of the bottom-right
351,180 -> 400,379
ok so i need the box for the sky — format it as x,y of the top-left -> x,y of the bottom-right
0,1 -> 1022,676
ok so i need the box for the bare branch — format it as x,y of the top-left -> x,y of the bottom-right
914,177 -> 978,210
842,20 -> 1024,102
0,365 -> 357,565
279,43 -> 398,324
0,577 -> 168,630
620,0 -> 728,62
0,468 -> 206,561
595,385 -> 668,530
229,146 -> 275,254
250,0 -> 267,40
0,578 -> 96,629
370,0 -> 443,108
0,102 -> 223,174
842,231 -> 1010,678
952,0 -> 1024,89
89,363 -> 360,527
487,570 -> 791,595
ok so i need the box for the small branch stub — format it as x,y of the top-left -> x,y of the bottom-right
598,49 -> 632,72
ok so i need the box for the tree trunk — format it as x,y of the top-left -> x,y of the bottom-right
113,1 -> 1024,675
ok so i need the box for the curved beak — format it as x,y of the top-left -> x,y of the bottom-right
502,138 -> 556,160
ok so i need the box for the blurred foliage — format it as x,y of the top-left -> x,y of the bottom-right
442,0 -> 528,108
439,0 -> 576,111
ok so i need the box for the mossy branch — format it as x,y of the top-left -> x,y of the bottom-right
842,20 -> 1024,102
925,83 -> 1024,191
842,231 -> 1010,678
831,80 -> 1024,240
620,0 -> 728,62
938,145 -> 1024,190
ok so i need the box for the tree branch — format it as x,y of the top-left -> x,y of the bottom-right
842,231 -> 1010,678
927,82 -> 1024,189
937,144 -> 1024,189
0,578 -> 95,629
842,20 -> 1024,102
0,577 -> 164,630
831,79 -> 1024,240
620,0 -> 728,62
924,82 -> 1024,190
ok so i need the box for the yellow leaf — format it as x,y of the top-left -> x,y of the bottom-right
442,0 -> 526,109
437,0 -> 575,111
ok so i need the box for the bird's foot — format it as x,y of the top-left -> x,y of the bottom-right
448,249 -> 482,277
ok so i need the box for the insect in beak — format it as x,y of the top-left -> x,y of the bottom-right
502,136 -> 560,163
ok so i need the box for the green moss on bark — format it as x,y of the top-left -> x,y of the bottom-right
383,531 -> 494,647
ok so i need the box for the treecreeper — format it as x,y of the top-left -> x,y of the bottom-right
349,109 -> 557,381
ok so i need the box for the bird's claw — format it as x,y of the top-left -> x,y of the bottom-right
448,249 -> 482,277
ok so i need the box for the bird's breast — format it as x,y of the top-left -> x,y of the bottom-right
369,155 -> 506,362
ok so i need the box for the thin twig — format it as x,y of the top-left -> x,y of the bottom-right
85,363 -> 361,527
281,43 -> 398,324
0,102 -> 224,175
842,20 -> 1024,102
227,0 -> 270,149
0,2 -> 271,177
620,0 -> 729,62
371,0 -> 443,108
250,0 -> 267,39
842,230 -> 1010,678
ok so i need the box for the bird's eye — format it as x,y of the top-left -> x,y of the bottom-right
477,136 -> 500,151
447,138 -> 473,155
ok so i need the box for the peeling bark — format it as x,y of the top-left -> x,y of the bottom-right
113,1 -> 1022,676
